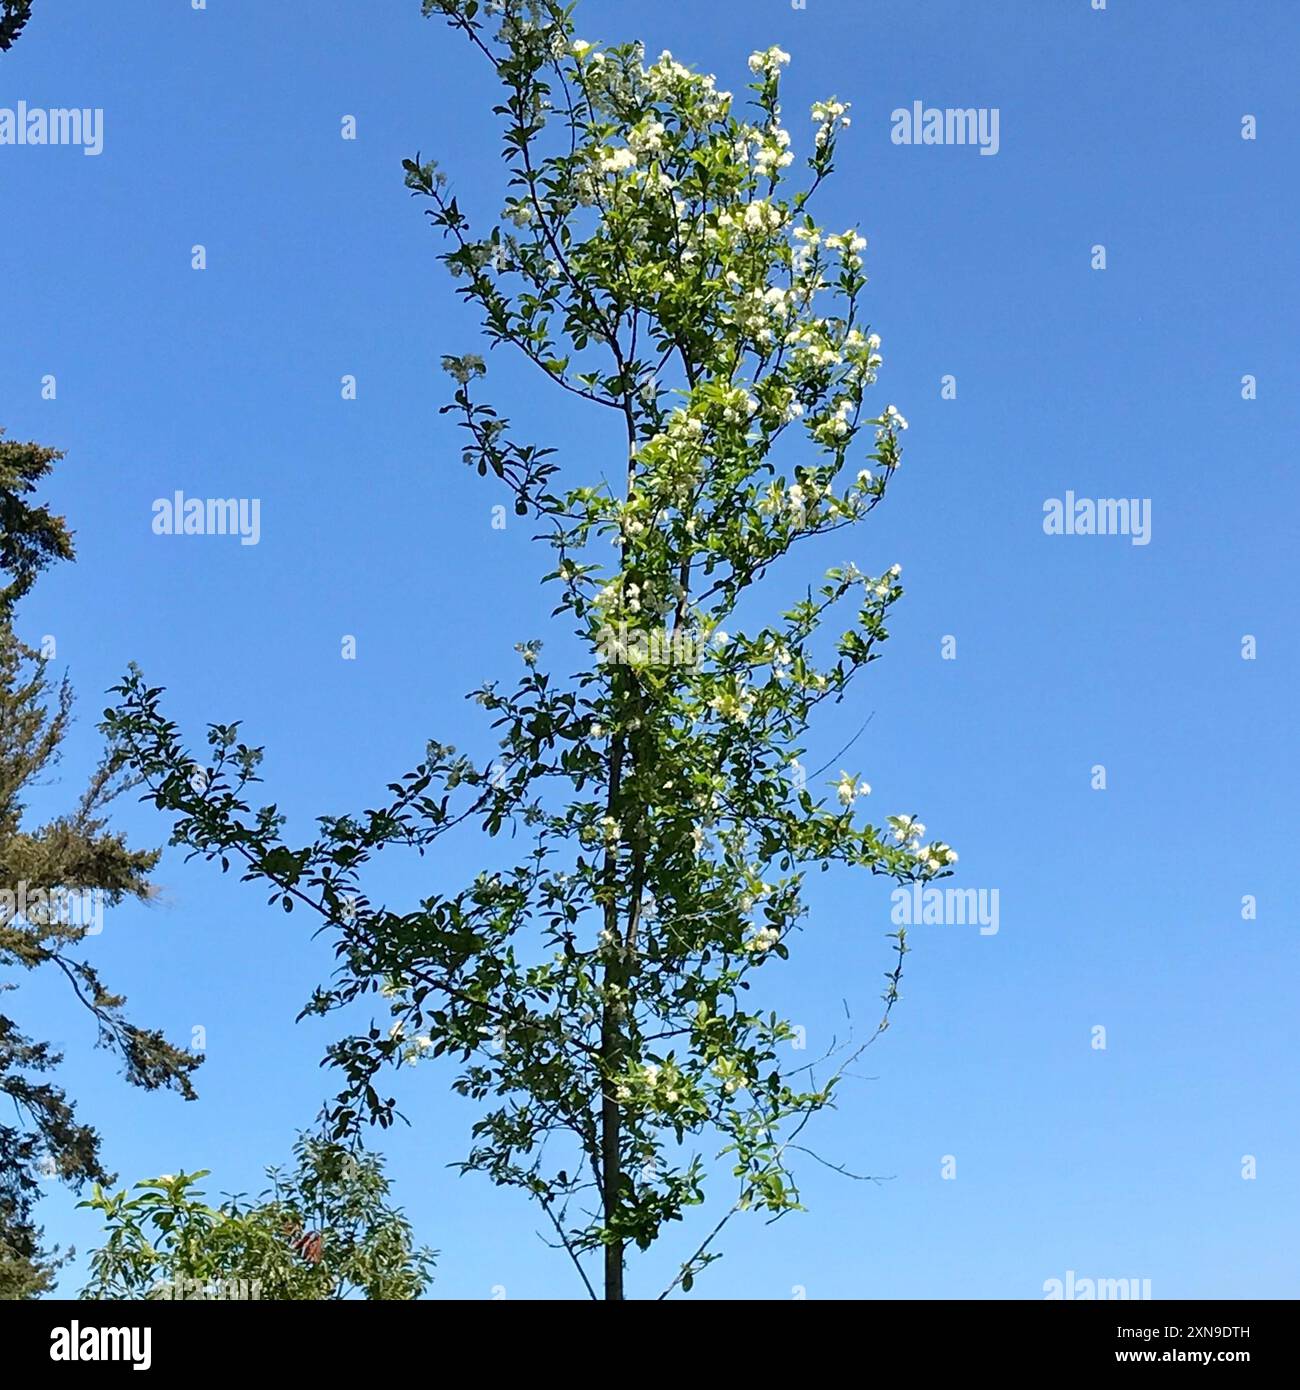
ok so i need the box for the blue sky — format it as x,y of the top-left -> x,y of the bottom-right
3,0 -> 1297,1299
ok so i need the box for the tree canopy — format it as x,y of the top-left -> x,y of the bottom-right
80,1136 -> 435,1301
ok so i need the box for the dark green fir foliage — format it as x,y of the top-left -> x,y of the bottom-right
0,2 -> 33,54
0,429 -> 200,1299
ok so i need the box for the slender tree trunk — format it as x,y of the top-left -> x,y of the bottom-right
596,390 -> 648,1302
600,869 -> 626,1299
599,1023 -> 625,1301
600,709 -> 627,1302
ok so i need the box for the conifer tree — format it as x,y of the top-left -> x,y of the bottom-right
0,430 -> 200,1299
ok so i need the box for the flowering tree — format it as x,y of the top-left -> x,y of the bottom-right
106,0 -> 954,1299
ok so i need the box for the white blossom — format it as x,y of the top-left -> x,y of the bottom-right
747,46 -> 791,76
743,925 -> 780,953
600,146 -> 637,174
835,770 -> 871,806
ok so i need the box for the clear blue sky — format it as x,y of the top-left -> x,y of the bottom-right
3,0 -> 1297,1299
